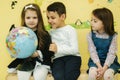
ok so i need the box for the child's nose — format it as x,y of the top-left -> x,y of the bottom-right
48,19 -> 52,23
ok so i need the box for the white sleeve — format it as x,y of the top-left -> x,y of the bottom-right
104,34 -> 117,66
36,50 -> 43,61
87,32 -> 100,64
57,28 -> 79,55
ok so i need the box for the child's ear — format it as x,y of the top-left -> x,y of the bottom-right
9,24 -> 15,32
61,14 -> 66,20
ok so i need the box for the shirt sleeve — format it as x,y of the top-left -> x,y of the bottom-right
87,32 -> 100,64
104,34 -> 118,67
36,50 -> 43,61
57,28 -> 79,55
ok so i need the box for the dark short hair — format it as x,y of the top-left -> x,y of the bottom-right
47,2 -> 66,17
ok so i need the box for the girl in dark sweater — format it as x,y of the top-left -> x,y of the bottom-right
8,3 -> 54,80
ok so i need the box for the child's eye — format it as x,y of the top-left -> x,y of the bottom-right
91,19 -> 97,23
33,17 -> 37,19
51,17 -> 55,19
26,17 -> 30,19
50,16 -> 56,19
94,20 -> 97,23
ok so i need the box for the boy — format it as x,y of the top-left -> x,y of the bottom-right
46,2 -> 82,80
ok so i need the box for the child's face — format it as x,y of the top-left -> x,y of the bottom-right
25,9 -> 38,30
90,14 -> 104,33
47,11 -> 65,29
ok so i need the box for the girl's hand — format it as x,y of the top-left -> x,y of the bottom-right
96,63 -> 103,79
96,65 -> 108,79
100,65 -> 108,76
49,42 -> 57,53
96,69 -> 103,80
31,51 -> 39,57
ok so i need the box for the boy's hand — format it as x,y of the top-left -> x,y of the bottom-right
49,42 -> 57,53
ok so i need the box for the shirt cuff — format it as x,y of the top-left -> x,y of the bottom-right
37,50 -> 43,61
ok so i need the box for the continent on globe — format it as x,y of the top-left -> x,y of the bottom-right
6,26 -> 38,58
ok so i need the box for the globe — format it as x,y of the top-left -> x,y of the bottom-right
6,27 -> 38,58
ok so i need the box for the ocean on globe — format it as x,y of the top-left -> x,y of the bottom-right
6,27 -> 38,58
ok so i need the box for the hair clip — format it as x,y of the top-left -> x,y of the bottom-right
24,4 -> 36,10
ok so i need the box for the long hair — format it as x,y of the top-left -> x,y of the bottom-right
21,3 -> 49,49
92,8 -> 116,36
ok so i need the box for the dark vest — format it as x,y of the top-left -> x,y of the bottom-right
92,32 -> 113,62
